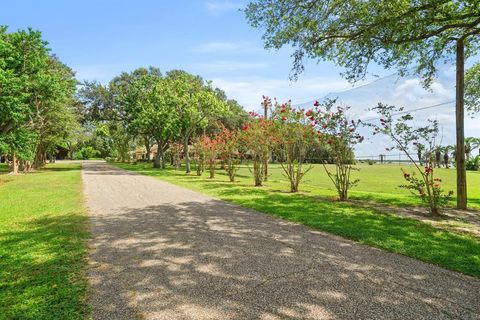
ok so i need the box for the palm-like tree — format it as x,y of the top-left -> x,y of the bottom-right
474,138 -> 480,156
465,137 -> 480,160
442,145 -> 455,168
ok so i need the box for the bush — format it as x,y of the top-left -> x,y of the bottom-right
466,155 -> 480,171
367,159 -> 376,165
311,99 -> 364,201
366,103 -> 453,216
73,146 -> 100,160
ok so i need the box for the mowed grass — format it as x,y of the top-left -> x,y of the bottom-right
0,163 -> 89,319
239,163 -> 480,209
0,163 -> 8,174
113,162 -> 480,277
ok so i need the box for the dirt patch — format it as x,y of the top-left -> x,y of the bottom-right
0,178 -> 13,185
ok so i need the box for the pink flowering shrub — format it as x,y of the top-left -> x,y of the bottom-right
271,100 -> 318,192
241,112 -> 279,187
310,99 -> 364,201
367,103 -> 453,216
216,125 -> 242,182
192,135 -> 219,178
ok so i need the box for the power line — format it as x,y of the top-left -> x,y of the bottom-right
293,73 -> 399,107
359,100 -> 455,123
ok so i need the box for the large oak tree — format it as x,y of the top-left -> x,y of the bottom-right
245,0 -> 480,209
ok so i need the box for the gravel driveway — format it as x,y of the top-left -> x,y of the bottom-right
82,162 -> 480,320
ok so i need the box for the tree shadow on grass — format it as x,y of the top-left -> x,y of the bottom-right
42,166 -> 81,172
0,213 -> 89,320
87,198 -> 480,319
174,182 -> 480,276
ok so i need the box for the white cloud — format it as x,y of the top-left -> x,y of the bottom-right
192,41 -> 260,53
393,78 -> 453,106
211,76 -> 351,110
318,71 -> 480,156
205,0 -> 243,13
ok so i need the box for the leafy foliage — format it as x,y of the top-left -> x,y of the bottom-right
271,100 -> 317,192
311,100 -> 363,201
466,155 -> 480,171
0,27 -> 79,173
466,62 -> 480,114
216,125 -> 243,182
245,0 -> 480,85
367,103 -> 453,215
241,113 -> 278,187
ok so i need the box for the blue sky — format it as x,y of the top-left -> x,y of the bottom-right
1,0 -> 390,109
2,0 -> 478,155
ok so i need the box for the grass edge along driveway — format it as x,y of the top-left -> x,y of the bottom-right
0,163 -> 89,320
113,162 -> 480,278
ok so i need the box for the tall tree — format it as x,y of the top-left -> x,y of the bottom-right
0,27 -> 48,172
0,27 -> 78,172
245,0 -> 480,209
124,72 -> 179,168
31,57 -> 78,168
166,70 -> 227,173
110,67 -> 162,161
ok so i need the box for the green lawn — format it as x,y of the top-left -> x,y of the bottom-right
113,162 -> 480,278
239,163 -> 480,209
0,163 -> 89,319
0,163 -> 8,174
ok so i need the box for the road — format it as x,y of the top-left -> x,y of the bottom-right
82,162 -> 480,320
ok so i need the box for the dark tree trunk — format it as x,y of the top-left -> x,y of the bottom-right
183,135 -> 191,174
456,39 -> 467,209
160,144 -> 166,169
144,137 -> 151,161
153,138 -> 163,168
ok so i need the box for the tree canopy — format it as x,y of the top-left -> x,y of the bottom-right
0,26 -> 79,172
245,0 -> 480,209
245,0 -> 480,84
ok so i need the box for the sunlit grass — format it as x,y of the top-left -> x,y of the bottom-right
0,163 -> 89,319
113,161 -> 480,277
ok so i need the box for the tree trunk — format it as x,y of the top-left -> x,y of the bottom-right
209,162 -> 215,179
263,152 -> 268,181
144,137 -> 151,161
456,39 -> 467,209
183,136 -> 191,174
154,152 -> 161,168
11,153 -> 19,174
290,180 -> 298,193
153,139 -> 163,168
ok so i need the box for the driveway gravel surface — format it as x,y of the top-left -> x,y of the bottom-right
81,162 -> 480,320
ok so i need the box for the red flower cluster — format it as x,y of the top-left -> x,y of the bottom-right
424,166 -> 433,174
